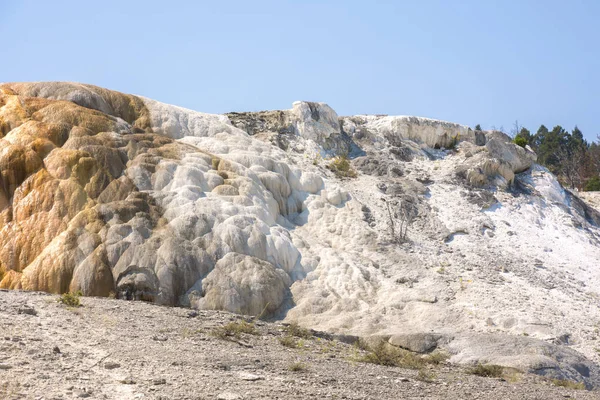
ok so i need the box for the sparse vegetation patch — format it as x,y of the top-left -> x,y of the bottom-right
327,156 -> 357,178
551,379 -> 585,390
285,322 -> 313,339
212,320 -> 258,340
468,363 -> 504,378
416,369 -> 437,382
58,291 -> 82,307
288,362 -> 307,372
279,335 -> 299,348
356,340 -> 446,369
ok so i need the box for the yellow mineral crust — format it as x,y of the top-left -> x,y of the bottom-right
0,84 -> 172,294
0,83 -> 249,305
0,83 -> 321,323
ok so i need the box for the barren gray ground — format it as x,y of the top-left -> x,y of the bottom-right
0,290 -> 597,400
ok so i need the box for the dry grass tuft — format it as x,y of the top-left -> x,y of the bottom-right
212,320 -> 258,340
423,351 -> 449,365
551,379 -> 585,390
285,322 -> 313,339
279,335 -> 299,348
416,369 -> 437,382
468,363 -> 504,378
288,362 -> 307,372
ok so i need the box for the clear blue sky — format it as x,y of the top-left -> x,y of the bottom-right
1,1 -> 599,140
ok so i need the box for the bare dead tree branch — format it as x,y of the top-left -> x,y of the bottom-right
383,196 -> 417,243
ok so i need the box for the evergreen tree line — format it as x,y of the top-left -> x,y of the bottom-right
474,123 -> 600,191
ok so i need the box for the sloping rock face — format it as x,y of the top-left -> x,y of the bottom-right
0,82 -> 319,312
2,82 -> 600,387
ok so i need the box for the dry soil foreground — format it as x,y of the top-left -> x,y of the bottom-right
0,290 -> 597,400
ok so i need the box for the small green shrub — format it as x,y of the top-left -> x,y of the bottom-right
58,291 -> 82,307
551,379 -> 585,390
327,156 -> 357,179
357,341 -> 425,369
513,136 -> 528,148
355,340 -> 449,370
468,363 -> 504,377
358,341 -> 402,366
212,320 -> 257,340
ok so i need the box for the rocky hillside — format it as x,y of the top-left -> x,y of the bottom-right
1,82 -> 600,389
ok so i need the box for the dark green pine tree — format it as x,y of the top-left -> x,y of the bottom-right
585,175 -> 600,191
531,124 -> 548,153
533,125 -> 567,173
569,126 -> 586,151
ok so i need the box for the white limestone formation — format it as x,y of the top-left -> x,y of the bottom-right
2,81 -> 600,386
